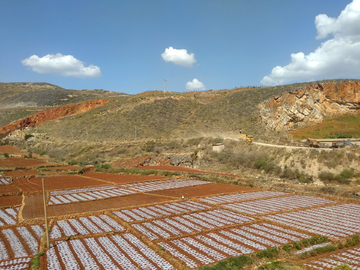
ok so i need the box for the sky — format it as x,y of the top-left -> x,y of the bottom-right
1,0 -> 360,94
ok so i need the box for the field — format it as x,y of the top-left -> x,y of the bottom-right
0,155 -> 360,269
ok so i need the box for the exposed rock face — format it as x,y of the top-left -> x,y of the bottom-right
258,81 -> 360,130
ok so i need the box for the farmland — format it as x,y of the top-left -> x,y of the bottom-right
0,152 -> 360,269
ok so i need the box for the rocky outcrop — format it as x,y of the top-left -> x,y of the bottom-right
0,99 -> 110,136
258,81 -> 360,130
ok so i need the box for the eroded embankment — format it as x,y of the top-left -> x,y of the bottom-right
0,99 -> 110,136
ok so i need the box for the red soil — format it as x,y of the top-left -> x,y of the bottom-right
148,183 -> 259,198
13,175 -> 105,194
22,194 -> 44,219
44,194 -> 174,218
5,170 -> 40,177
0,158 -> 47,168
83,173 -> 166,184
0,145 -> 27,155
0,195 -> 22,207
0,185 -> 20,195
0,99 -> 110,136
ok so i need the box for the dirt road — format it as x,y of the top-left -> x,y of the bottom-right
253,141 -> 333,151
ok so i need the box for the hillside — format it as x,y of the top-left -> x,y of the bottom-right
0,82 -> 128,108
2,79 -> 360,186
0,82 -> 129,128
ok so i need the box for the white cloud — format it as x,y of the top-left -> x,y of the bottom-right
21,53 -> 101,78
186,78 -> 206,90
261,0 -> 360,86
161,46 -> 196,67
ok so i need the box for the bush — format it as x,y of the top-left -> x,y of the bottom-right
259,261 -> 285,270
24,134 -> 34,140
3,153 -> 9,158
318,171 -> 334,182
256,248 -> 279,259
144,140 -> 156,152
333,264 -> 353,270
101,163 -> 111,170
335,169 -> 354,184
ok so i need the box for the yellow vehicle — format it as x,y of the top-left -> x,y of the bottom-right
238,133 -> 254,143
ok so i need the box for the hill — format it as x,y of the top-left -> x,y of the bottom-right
0,82 -> 129,127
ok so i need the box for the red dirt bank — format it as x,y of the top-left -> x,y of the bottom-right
0,99 -> 109,136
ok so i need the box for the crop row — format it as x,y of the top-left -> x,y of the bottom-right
0,208 -> 19,226
50,185 -> 117,195
50,215 -> 125,239
46,234 -> 173,270
0,225 -> 44,261
122,179 -> 210,192
200,191 -> 288,204
113,201 -> 210,222
304,247 -> 360,269
132,209 -> 255,240
0,177 -> 10,185
225,195 -> 335,215
48,188 -> 136,205
265,203 -> 360,239
159,222 -> 309,268
0,257 -> 31,270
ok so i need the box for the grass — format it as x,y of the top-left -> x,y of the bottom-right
290,112 -> 360,140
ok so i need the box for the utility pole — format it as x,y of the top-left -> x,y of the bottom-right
163,79 -> 167,97
42,178 -> 50,248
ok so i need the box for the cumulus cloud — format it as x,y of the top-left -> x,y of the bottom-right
186,78 -> 206,90
161,46 -> 196,67
261,0 -> 360,86
21,53 -> 101,78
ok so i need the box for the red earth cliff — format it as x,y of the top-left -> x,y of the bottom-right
258,81 -> 360,130
0,99 -> 110,136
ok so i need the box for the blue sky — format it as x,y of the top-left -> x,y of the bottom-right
1,0 -> 359,94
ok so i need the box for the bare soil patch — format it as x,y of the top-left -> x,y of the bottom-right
46,193 -> 173,218
4,170 -> 40,177
0,185 -> 20,195
0,157 -> 47,168
14,175 -> 105,194
148,183 -> 259,198
0,195 -> 22,207
83,172 -> 166,184
0,145 -> 27,155
22,194 -> 44,219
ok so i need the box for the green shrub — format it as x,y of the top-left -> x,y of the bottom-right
256,248 -> 279,259
24,134 -> 34,140
259,261 -> 285,270
3,153 -> 9,158
313,245 -> 336,255
282,244 -> 292,253
333,264 -> 353,270
68,160 -> 77,165
318,171 -> 334,181
101,163 -> 111,170
335,169 -> 354,184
